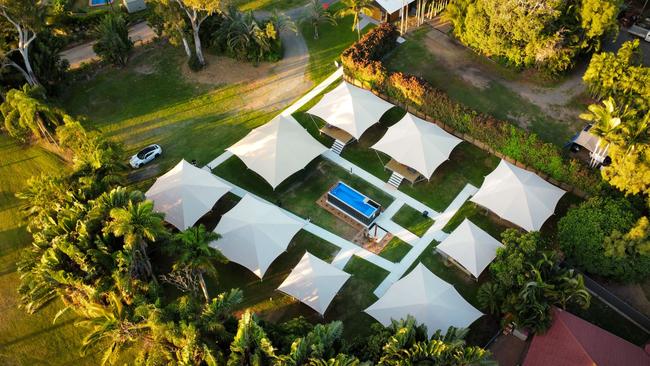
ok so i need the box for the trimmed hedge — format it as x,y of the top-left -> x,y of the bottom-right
340,23 -> 600,195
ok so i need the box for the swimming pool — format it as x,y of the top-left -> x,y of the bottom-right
327,182 -> 381,226
89,0 -> 113,7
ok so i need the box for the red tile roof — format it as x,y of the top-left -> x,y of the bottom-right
523,308 -> 650,366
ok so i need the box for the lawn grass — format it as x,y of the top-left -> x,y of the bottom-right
391,205 -> 434,237
379,237 -> 412,262
0,136 -> 108,365
60,44 -> 277,178
233,0 -> 308,12
441,202 -> 512,239
213,156 -> 394,240
384,28 -> 576,146
301,2 -> 374,83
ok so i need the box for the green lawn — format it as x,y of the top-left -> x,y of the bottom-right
384,28 -> 576,146
0,136 -> 107,365
441,202 -> 512,239
233,0 -> 308,12
213,156 -> 393,240
301,2 -> 374,83
391,205 -> 434,237
60,45 -> 277,179
379,237 -> 412,262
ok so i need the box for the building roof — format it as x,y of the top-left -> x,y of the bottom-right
524,308 -> 650,366
145,160 -> 231,230
227,114 -> 327,189
278,252 -> 351,315
365,263 -> 483,337
372,113 -> 462,179
307,82 -> 395,140
376,0 -> 417,14
211,194 -> 304,278
436,219 -> 503,278
470,160 -> 565,232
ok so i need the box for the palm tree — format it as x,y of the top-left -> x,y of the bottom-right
337,0 -> 374,40
302,0 -> 337,40
171,225 -> 227,302
105,200 -> 167,282
477,282 -> 503,315
269,9 -> 297,35
76,293 -> 151,365
276,321 -> 344,365
307,354 -> 363,366
228,311 -> 276,366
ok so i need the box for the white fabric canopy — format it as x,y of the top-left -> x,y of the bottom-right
376,0 -> 416,14
211,194 -> 304,278
307,82 -> 395,140
372,113 -> 462,179
278,252 -> 351,315
145,159 -> 231,230
436,219 -> 504,278
365,263 -> 482,337
470,160 -> 566,232
227,114 -> 327,189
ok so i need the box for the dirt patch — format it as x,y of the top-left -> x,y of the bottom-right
181,53 -> 274,86
460,67 -> 490,90
134,63 -> 156,75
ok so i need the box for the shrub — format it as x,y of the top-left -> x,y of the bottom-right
341,23 -> 601,195
93,12 -> 133,66
558,196 -> 650,282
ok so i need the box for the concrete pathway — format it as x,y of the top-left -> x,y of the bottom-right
61,22 -> 155,69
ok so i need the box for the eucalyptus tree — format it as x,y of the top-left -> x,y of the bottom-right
337,0 -> 373,40
149,0 -> 193,58
302,0 -> 337,40
0,0 -> 44,86
170,0 -> 223,66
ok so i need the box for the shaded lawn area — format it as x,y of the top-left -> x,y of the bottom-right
213,156 -> 394,240
384,28 -> 575,146
59,44 -> 277,179
391,204 -> 434,237
379,237 -> 412,262
0,136 -> 106,365
442,202 -> 513,239
233,0 -> 308,11
301,2 -> 374,83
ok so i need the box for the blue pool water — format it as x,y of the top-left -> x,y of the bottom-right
329,182 -> 378,217
90,0 -> 112,6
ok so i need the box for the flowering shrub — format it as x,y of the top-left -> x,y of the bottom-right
341,24 -> 601,195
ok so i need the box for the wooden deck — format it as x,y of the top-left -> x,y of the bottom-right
320,124 -> 355,144
386,159 -> 422,184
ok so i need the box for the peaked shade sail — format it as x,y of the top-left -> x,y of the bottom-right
365,263 -> 482,337
436,219 -> 503,278
145,159 -> 231,230
307,82 -> 395,140
227,114 -> 328,189
211,194 -> 304,278
372,113 -> 462,179
278,252 -> 351,315
470,160 -> 566,232
376,0 -> 417,14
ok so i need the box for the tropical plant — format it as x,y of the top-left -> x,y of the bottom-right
93,11 -> 133,66
337,0 -> 373,40
1,84 -> 62,143
579,97 -> 626,147
302,0 -> 336,40
166,225 -> 227,302
228,311 -> 276,366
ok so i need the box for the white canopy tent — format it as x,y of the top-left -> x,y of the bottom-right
365,263 -> 482,337
227,114 -> 327,189
211,194 -> 304,278
376,0 -> 416,14
278,252 -> 351,315
145,159 -> 231,230
436,219 -> 504,278
372,113 -> 462,179
307,82 -> 395,140
470,160 -> 566,232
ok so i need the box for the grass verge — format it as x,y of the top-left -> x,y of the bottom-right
391,205 -> 434,237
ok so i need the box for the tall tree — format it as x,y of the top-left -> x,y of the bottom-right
1,84 -> 61,143
171,0 -> 222,66
148,0 -> 193,58
0,0 -> 43,86
337,0 -> 373,40
169,224 -> 227,302
93,11 -> 133,66
228,311 -> 276,366
302,0 -> 337,40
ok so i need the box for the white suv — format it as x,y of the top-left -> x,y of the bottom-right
130,144 -> 162,168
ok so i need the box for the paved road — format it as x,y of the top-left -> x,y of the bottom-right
60,22 -> 156,69
604,27 -> 650,66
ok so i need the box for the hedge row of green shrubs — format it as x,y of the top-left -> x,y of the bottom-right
340,23 -> 600,195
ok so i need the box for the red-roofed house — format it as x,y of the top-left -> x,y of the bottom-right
524,308 -> 650,366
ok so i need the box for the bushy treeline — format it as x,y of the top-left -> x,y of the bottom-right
445,0 -> 622,75
341,23 -> 600,195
